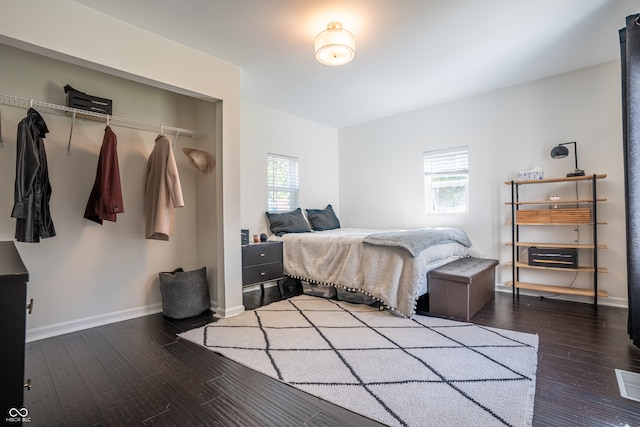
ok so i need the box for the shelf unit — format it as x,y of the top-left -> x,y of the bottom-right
505,174 -> 608,306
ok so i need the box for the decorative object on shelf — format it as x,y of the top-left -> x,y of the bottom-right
550,141 -> 585,177
315,22 -> 355,66
528,247 -> 577,269
260,233 -> 268,242
550,194 -> 561,209
516,207 -> 590,224
241,229 -> 249,245
64,84 -> 113,115
517,167 -> 544,181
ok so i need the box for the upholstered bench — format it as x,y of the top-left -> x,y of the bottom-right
427,257 -> 498,321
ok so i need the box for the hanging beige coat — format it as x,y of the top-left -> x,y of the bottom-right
145,134 -> 184,240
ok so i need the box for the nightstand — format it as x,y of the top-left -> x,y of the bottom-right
241,241 -> 284,296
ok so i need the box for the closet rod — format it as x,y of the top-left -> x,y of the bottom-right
0,94 -> 207,138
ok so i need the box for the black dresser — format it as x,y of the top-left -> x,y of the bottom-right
0,241 -> 30,419
241,241 -> 284,296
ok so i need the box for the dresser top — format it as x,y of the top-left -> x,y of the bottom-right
0,241 -> 29,283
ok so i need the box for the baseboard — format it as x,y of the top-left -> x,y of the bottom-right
27,282 -> 623,342
26,303 -> 163,343
214,303 -> 245,318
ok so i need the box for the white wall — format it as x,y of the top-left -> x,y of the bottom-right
0,0 -> 243,339
339,61 -> 627,307
240,101 -> 340,236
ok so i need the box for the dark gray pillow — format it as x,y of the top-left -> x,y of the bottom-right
265,208 -> 311,236
306,204 -> 341,231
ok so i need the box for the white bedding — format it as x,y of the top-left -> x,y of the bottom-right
269,228 -> 475,317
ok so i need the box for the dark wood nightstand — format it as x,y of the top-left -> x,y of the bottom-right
241,241 -> 284,296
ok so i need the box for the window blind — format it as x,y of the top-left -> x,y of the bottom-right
424,146 -> 469,176
267,153 -> 299,212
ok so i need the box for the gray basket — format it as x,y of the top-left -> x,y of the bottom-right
159,267 -> 210,319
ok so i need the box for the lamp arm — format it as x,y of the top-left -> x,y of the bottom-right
559,141 -> 579,171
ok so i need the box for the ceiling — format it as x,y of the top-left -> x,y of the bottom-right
72,0 -> 638,128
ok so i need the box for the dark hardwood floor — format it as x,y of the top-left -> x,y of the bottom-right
22,285 -> 640,426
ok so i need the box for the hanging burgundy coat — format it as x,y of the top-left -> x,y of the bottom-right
84,126 -> 124,224
11,108 -> 56,243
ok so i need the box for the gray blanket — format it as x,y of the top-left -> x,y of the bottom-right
362,227 -> 472,257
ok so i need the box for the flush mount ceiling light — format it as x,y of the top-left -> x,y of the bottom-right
315,22 -> 355,66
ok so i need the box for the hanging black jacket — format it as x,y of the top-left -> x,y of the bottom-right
11,108 -> 56,243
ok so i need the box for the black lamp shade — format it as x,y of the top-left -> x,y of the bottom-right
550,145 -> 569,159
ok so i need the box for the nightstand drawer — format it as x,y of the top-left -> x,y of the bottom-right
242,262 -> 283,286
242,243 -> 282,266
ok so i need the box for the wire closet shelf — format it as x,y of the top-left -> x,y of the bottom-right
0,94 -> 207,139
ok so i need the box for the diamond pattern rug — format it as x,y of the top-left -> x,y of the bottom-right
178,295 -> 538,426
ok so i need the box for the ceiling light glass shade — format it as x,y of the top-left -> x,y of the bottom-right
315,22 -> 355,66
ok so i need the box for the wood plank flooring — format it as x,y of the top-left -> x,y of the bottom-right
22,285 -> 640,426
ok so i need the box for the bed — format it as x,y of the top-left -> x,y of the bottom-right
268,226 -> 476,317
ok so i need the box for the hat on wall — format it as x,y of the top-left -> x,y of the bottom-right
182,147 -> 215,174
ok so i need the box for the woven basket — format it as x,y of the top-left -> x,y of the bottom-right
159,267 -> 210,319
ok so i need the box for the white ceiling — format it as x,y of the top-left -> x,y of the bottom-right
72,0 -> 638,128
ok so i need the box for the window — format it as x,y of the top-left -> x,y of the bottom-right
424,146 -> 469,214
267,153 -> 299,212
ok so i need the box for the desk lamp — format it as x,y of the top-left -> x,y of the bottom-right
550,141 -> 585,177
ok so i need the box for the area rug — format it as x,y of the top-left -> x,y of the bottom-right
178,295 -> 538,427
